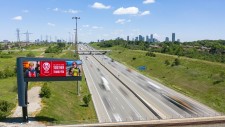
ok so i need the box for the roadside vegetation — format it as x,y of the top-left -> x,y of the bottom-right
91,39 -> 225,63
0,46 -> 44,120
1,43 -> 97,123
90,42 -> 225,113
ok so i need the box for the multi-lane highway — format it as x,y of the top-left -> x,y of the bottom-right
78,44 -> 219,123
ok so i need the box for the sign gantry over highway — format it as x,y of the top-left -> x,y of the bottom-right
17,57 -> 82,122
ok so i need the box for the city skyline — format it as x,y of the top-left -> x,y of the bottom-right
1,0 -> 225,43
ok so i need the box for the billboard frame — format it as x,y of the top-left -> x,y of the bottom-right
17,57 -> 82,122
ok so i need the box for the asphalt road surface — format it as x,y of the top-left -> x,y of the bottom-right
79,44 -> 220,123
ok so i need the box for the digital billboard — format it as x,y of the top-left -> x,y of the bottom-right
23,60 -> 82,80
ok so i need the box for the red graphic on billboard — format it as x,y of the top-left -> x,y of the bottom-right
40,61 -> 66,77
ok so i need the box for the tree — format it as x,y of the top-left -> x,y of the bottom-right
40,83 -> 51,98
83,94 -> 91,107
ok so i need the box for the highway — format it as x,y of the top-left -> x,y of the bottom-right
79,47 -> 158,123
78,44 -> 220,123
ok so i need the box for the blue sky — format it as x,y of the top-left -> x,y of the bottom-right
1,0 -> 225,43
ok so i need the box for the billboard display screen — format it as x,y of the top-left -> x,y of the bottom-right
23,60 -> 81,78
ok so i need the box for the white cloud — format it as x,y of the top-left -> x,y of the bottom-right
53,8 -> 59,11
82,25 -> 89,27
115,19 -> 131,24
12,16 -> 22,21
22,10 -> 29,13
92,26 -> 103,29
53,8 -> 79,14
115,19 -> 126,24
113,7 -> 139,15
47,22 -> 55,27
143,0 -> 155,4
65,9 -> 78,14
91,2 -> 111,9
141,11 -> 150,16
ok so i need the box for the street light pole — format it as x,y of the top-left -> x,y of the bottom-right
72,17 -> 80,96
72,17 -> 80,54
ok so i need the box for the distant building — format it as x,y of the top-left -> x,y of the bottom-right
127,36 -> 129,41
139,35 -> 144,41
177,39 -> 180,42
150,34 -> 153,42
146,35 -> 149,42
165,37 -> 169,42
172,33 -> 175,42
135,37 -> 138,41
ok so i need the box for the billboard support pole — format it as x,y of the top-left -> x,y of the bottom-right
22,82 -> 28,122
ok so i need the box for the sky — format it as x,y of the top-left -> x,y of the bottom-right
1,0 -> 225,43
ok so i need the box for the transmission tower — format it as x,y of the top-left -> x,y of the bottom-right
23,30 -> 32,42
16,28 -> 21,42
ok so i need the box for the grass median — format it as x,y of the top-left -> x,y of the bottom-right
90,44 -> 225,114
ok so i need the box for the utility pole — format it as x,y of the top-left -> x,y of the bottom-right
72,17 -> 80,54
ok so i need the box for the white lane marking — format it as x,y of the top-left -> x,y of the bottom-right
121,105 -> 125,110
82,56 -> 112,122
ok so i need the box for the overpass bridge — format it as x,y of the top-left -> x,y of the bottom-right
78,50 -> 111,55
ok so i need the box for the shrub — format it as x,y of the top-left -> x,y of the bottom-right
172,58 -> 180,66
132,57 -> 136,60
0,55 -> 13,58
146,51 -> 156,57
0,71 -> 5,79
83,94 -> 91,107
40,83 -> 51,98
4,67 -> 15,78
0,100 -> 13,119
164,60 -> 170,66
26,52 -> 35,57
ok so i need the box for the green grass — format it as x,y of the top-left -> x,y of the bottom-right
91,44 -> 225,113
0,77 -> 17,104
35,49 -> 97,124
0,51 -> 43,70
36,77 -> 97,125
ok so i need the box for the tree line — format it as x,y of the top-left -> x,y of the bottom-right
91,39 -> 225,63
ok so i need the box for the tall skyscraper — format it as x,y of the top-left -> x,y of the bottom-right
150,34 -> 153,42
139,35 -> 143,41
165,37 -> 169,42
127,36 -> 129,41
172,33 -> 175,42
146,35 -> 149,42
